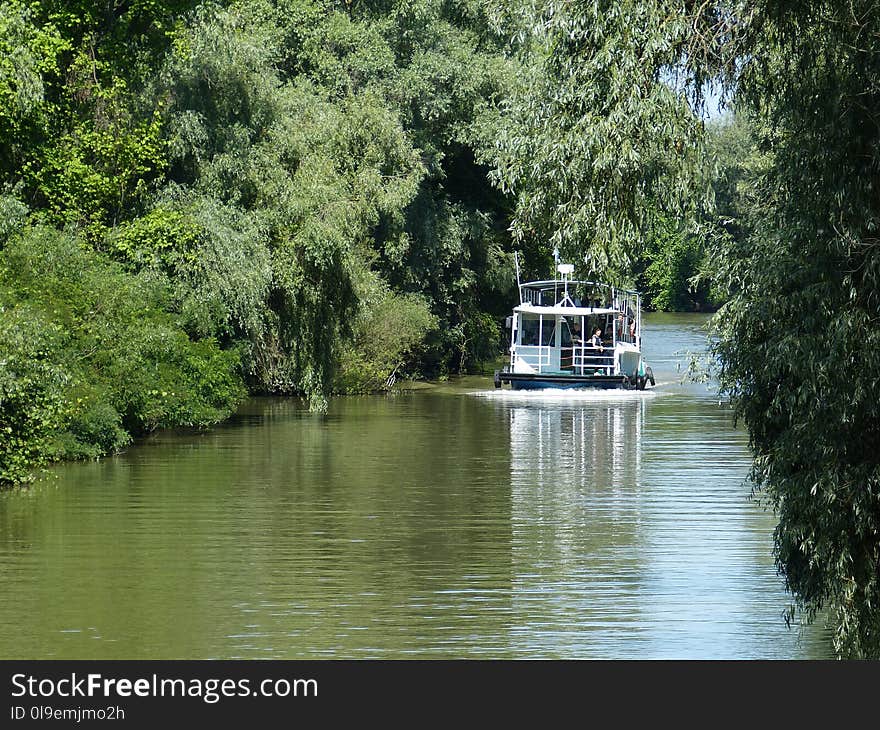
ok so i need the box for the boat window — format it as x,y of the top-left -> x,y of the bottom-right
541,320 -> 555,346
561,318 -> 573,346
520,315 -> 540,346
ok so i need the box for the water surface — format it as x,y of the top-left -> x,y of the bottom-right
0,314 -> 832,658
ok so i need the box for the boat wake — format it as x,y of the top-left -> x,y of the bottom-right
468,386 -> 664,402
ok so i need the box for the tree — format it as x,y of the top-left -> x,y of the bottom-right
296,0 -> 521,373
0,223 -> 245,485
709,0 -> 880,658
489,0 -> 710,279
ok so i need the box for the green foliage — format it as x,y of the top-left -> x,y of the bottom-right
334,269 -> 438,393
377,186 -> 511,374
50,397 -> 131,461
0,0 -> 193,235
0,191 -> 28,243
708,1 -> 880,657
0,225 -> 245,484
29,91 -> 166,241
108,204 -> 200,269
268,0 -> 517,374
0,1 -> 69,173
638,214 -> 714,312
155,4 -> 430,403
489,0 -> 709,277
110,194 -> 273,346
705,114 -> 757,246
0,301 -> 68,484
23,1 -> 201,74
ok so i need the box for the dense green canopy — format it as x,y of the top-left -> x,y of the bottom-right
1,0 -> 521,475
3,0 -> 879,658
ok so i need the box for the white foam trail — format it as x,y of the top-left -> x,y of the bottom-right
468,387 -> 662,402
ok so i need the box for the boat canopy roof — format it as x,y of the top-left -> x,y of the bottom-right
514,264 -> 641,320
514,303 -> 618,316
517,279 -> 640,304
521,279 -> 608,288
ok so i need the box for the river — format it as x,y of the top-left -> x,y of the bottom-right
0,314 -> 832,658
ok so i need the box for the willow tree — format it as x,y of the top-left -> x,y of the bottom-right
282,0 -> 523,374
710,1 -> 880,658
489,0 -> 713,278
493,0 -> 880,657
149,1 -> 427,407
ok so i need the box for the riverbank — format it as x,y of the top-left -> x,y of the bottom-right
0,314 -> 712,489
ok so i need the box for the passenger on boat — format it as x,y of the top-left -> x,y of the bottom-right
590,328 -> 604,351
626,306 -> 636,333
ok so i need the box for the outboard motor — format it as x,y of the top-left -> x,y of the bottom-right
636,360 -> 655,390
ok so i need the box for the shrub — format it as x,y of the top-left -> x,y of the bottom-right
0,224 -> 246,484
0,301 -> 68,484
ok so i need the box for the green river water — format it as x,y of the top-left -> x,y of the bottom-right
0,314 -> 833,658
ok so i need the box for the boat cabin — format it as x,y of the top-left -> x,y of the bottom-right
496,262 -> 652,390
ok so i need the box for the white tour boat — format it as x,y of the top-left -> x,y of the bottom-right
494,259 -> 655,391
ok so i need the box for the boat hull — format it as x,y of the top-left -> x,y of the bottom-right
497,371 -> 632,390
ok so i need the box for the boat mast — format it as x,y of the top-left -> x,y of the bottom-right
552,247 -> 560,304
514,250 -> 523,304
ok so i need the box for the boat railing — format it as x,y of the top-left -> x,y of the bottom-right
513,345 -> 554,373
611,290 -> 641,350
565,346 -> 615,375
519,280 -> 617,308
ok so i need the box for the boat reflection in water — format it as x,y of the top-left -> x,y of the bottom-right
478,390 -> 653,655
508,393 -> 645,490
505,393 -> 648,563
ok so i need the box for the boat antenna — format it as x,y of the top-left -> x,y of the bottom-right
557,263 -> 574,300
514,250 -> 523,303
